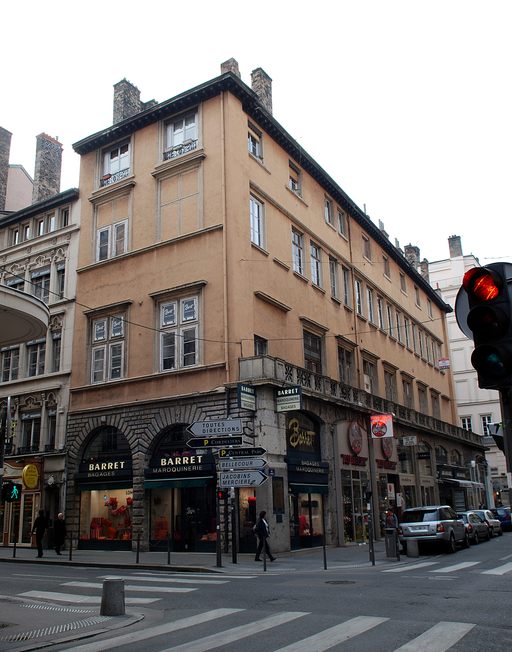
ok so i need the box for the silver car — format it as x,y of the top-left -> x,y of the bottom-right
398,505 -> 468,553
473,509 -> 503,537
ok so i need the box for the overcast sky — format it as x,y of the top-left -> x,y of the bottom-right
4,1 -> 511,266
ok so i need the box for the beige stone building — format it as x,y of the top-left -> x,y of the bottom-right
66,60 -> 484,553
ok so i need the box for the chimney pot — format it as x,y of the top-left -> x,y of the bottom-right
220,58 -> 241,78
32,133 -> 62,204
251,67 -> 273,114
448,235 -> 463,258
113,79 -> 142,124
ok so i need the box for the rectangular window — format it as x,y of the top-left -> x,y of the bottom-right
329,257 -> 339,300
37,219 -> 45,236
419,330 -> 426,358
91,314 -> 125,383
20,413 -> 41,453
342,267 -> 351,307
402,377 -> 413,408
249,196 -> 264,247
310,242 -> 322,287
337,209 -> 348,237
383,255 -> 390,278
11,228 -> 20,246
31,268 -> 51,303
481,414 -> 492,436
56,264 -> 65,300
304,330 -> 322,374
415,285 -> 421,306
247,125 -> 262,159
362,235 -> 371,260
367,287 -> 375,323
431,392 -> 440,419
338,346 -> 354,385
377,296 -> 385,330
324,198 -> 334,226
395,311 -> 403,343
23,223 -> 31,241
461,416 -> 472,431
27,340 -> 46,377
355,279 -> 363,316
400,273 -> 406,293
384,369 -> 397,401
387,304 -> 394,337
96,220 -> 128,262
427,299 -> 433,318
165,112 -> 198,159
47,411 -> 56,450
47,213 -> 56,233
102,141 -> 130,186
254,335 -> 268,356
404,317 -> 411,348
159,296 -> 199,371
288,162 -> 301,194
51,331 -> 61,373
292,229 -> 304,275
363,359 -> 377,394
418,385 -> 428,413
60,207 -> 70,228
1,347 -> 19,382
412,324 -> 419,354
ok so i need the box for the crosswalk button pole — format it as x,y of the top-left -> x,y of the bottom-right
100,578 -> 125,616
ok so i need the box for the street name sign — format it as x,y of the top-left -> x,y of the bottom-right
187,419 -> 243,437
187,436 -> 243,448
218,470 -> 268,487
217,458 -> 267,471
218,447 -> 267,458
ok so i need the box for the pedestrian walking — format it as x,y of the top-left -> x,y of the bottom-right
254,510 -> 275,562
32,510 -> 47,558
54,512 -> 67,555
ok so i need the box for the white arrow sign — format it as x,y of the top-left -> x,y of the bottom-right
187,418 -> 243,437
218,470 -> 268,487
217,458 -> 267,471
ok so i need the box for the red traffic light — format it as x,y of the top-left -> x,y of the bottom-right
463,267 -> 502,301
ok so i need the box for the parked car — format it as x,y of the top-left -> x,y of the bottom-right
473,509 -> 502,537
398,505 -> 468,553
458,511 -> 491,544
491,507 -> 512,531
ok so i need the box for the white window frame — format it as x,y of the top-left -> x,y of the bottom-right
31,268 -> 51,303
387,304 -> 394,337
461,416 -> 473,431
404,317 -> 411,348
165,111 -> 198,159
27,340 -> 46,377
96,220 -> 128,262
102,141 -> 130,185
355,279 -> 364,316
337,208 -> 348,237
250,195 -> 264,248
383,255 -> 390,278
362,235 -> 371,261
288,161 -> 301,194
396,311 -> 403,343
91,315 -> 125,383
342,267 -> 351,307
159,296 -> 199,372
292,229 -> 304,275
377,296 -> 385,330
310,242 -> 322,287
1,347 -> 19,382
367,287 -> 375,323
329,257 -> 339,300
481,414 -> 493,436
324,198 -> 334,226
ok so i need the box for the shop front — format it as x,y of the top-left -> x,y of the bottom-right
375,435 -> 399,534
340,421 -> 370,544
76,427 -> 133,550
144,425 -> 217,552
286,412 -> 328,549
1,460 -> 42,547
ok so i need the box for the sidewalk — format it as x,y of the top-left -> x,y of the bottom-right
0,540 -> 407,651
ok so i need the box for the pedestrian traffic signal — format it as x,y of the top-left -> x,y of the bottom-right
458,263 -> 512,389
1,481 -> 22,503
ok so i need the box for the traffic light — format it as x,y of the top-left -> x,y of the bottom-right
458,263 -> 512,389
1,481 -> 22,503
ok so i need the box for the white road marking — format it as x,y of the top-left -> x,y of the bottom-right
64,581 -> 195,593
99,574 -> 229,584
159,611 -> 308,652
383,562 -> 439,573
482,562 -> 512,575
429,561 -> 480,573
19,590 -> 158,604
131,571 -> 256,579
394,621 -> 475,651
273,616 -> 389,652
57,608 -> 243,651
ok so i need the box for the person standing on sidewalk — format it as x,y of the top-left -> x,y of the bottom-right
54,513 -> 67,555
32,510 -> 48,558
254,511 -> 275,562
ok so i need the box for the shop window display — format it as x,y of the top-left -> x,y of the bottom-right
80,489 -> 133,542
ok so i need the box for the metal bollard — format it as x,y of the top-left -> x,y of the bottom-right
100,578 -> 125,616
68,533 -> 73,561
12,538 -> 16,559
167,534 -> 171,565
406,539 -> 419,558
136,530 -> 141,564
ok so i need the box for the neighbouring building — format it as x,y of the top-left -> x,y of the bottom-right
428,236 -> 504,507
66,61 -> 484,554
0,130 -> 80,548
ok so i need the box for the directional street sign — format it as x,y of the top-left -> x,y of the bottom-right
187,419 -> 243,437
218,470 -> 268,488
217,458 -> 267,471
187,436 -> 243,448
218,447 -> 267,458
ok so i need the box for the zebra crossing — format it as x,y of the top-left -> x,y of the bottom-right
18,571 -> 254,605
382,557 -> 512,576
51,607 -> 478,652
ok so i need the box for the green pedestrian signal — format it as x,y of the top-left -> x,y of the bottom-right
1,481 -> 22,503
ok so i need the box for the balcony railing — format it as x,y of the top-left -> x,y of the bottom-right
163,139 -> 198,161
239,355 -> 483,448
100,168 -> 130,187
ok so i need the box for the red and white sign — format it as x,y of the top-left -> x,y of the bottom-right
370,414 -> 394,439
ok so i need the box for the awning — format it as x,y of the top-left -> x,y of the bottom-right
144,477 -> 213,489
441,478 -> 485,490
288,483 -> 328,495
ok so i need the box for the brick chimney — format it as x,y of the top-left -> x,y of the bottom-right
448,235 -> 463,258
0,126 -> 12,211
221,58 -> 241,78
251,68 -> 272,114
113,79 -> 142,124
404,244 -> 420,270
419,259 -> 430,282
32,133 -> 62,204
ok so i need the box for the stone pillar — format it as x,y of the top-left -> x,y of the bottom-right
448,235 -> 463,258
32,134 -> 62,204
251,68 -> 273,114
113,79 -> 142,124
221,58 -> 241,78
0,126 -> 12,211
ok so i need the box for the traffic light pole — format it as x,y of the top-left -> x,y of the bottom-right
499,388 -> 512,505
